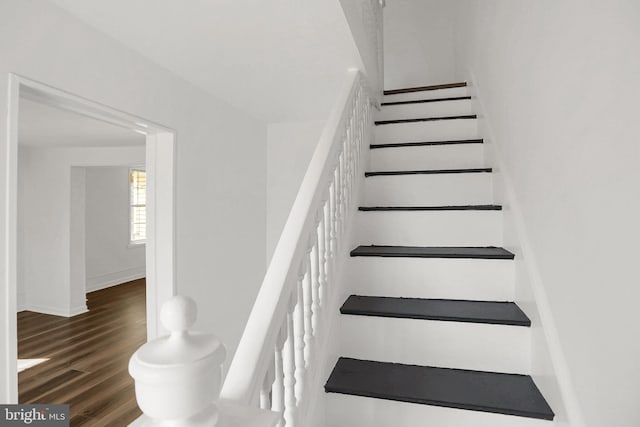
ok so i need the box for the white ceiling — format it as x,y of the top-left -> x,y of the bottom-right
19,97 -> 145,147
48,0 -> 362,123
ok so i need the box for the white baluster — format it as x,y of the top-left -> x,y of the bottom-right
328,180 -> 337,263
354,93 -> 362,167
336,155 -> 344,238
342,145 -> 351,214
357,95 -> 364,168
354,133 -> 360,184
348,132 -> 355,204
334,160 -> 343,241
260,365 -> 275,410
340,148 -> 347,219
301,255 -> 314,365
322,199 -> 331,287
354,113 -> 361,173
272,326 -> 286,427
339,153 -> 346,221
350,137 -> 357,206
356,97 -> 362,160
341,147 -> 349,231
316,211 -> 327,309
293,270 -> 306,401
283,292 -> 297,427
310,241 -> 320,335
351,111 -> 357,167
344,129 -> 353,207
355,95 -> 365,143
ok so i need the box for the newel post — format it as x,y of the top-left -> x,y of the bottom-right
129,296 -> 227,426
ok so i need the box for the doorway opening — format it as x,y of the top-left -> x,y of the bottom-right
4,74 -> 176,405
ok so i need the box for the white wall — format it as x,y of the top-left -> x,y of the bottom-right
48,0 -> 364,124
85,166 -> 146,292
383,0 -> 458,89
339,0 -> 383,97
0,0 -> 267,400
455,1 -> 640,426
18,147 -> 145,316
266,120 -> 326,264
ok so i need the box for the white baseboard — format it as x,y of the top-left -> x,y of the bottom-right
86,266 -> 146,292
22,303 -> 88,317
466,69 -> 585,427
17,268 -> 145,315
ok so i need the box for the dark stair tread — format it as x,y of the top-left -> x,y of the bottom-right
365,168 -> 491,177
359,205 -> 502,211
381,96 -> 471,106
341,295 -> 531,326
375,115 -> 476,125
384,82 -> 467,95
370,139 -> 483,149
350,245 -> 515,260
325,358 -> 554,420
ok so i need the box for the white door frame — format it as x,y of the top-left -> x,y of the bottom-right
3,74 -> 176,402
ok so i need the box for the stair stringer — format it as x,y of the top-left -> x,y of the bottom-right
465,69 -> 583,427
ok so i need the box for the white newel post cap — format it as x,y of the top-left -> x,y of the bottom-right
129,295 -> 227,426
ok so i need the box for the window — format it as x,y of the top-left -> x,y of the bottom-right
130,169 -> 147,244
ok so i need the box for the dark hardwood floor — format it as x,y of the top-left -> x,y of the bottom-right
18,279 -> 146,426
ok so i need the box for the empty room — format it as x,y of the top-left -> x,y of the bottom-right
16,95 -> 148,424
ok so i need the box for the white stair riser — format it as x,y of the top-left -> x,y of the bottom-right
326,394 -> 553,427
377,99 -> 473,122
346,257 -> 515,301
338,316 -> 530,374
355,211 -> 503,246
375,119 -> 478,144
370,143 -> 485,171
364,173 -> 493,206
383,87 -> 468,103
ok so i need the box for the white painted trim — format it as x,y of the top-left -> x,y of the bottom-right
18,81 -> 173,134
3,74 -> 176,403
466,69 -> 586,427
4,74 -> 20,403
144,131 -> 176,339
21,303 -> 88,318
86,267 -> 146,293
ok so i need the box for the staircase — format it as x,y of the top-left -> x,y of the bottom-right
324,83 -> 555,426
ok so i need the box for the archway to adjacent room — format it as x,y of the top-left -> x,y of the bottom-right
4,74 -> 176,403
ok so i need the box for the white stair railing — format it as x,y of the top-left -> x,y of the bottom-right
220,70 -> 373,426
